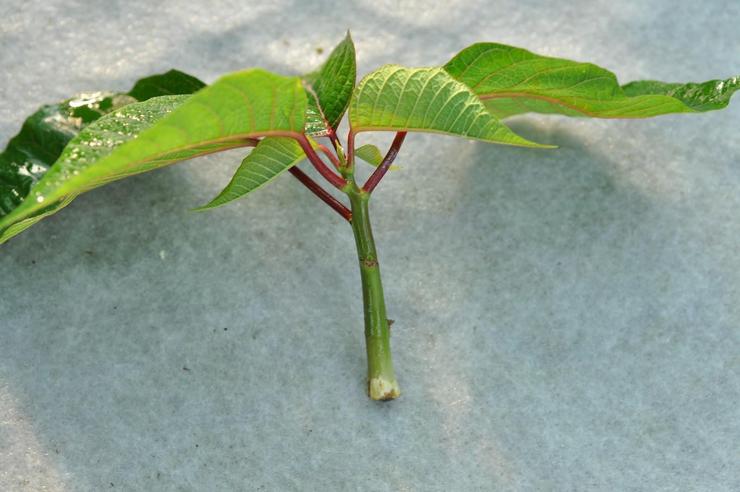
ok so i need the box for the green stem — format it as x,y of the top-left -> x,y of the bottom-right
348,187 -> 400,400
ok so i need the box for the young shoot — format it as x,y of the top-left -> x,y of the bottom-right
1,33 -> 737,400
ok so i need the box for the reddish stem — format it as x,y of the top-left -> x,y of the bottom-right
289,167 -> 352,221
363,132 -> 407,193
346,131 -> 356,171
327,127 -> 341,153
294,134 -> 347,190
316,142 -> 342,170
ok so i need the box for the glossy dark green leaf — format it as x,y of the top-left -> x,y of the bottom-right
303,32 -> 357,135
0,69 -> 306,244
128,69 -> 206,101
0,69 -> 205,223
444,43 -> 739,119
0,93 -> 135,217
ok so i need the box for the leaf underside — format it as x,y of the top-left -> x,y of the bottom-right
1,41 -> 737,246
348,65 -> 551,148
0,69 -> 307,244
196,137 -> 306,210
201,33 -> 357,211
444,43 -> 739,119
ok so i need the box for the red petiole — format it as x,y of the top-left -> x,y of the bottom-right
288,166 -> 352,221
287,130 -> 409,220
293,134 -> 347,190
363,132 -> 407,193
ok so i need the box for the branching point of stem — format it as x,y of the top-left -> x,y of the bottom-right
316,142 -> 342,170
293,134 -> 347,190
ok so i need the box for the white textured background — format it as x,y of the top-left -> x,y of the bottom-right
1,1 -> 739,491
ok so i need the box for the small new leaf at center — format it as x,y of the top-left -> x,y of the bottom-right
355,144 -> 400,170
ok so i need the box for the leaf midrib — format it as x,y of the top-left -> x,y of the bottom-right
12,131 -> 302,220
480,91 -> 689,118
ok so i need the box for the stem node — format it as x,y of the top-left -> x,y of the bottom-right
348,189 -> 400,401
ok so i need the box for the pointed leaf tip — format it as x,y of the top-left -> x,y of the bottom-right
0,69 -> 307,244
444,43 -> 739,119
303,33 -> 357,134
195,137 -> 306,211
0,68 -> 207,243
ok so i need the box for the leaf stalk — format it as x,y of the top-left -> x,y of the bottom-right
293,134 -> 347,190
288,167 -> 351,221
363,132 -> 407,193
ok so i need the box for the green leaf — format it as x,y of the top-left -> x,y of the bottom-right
355,144 -> 399,170
196,137 -> 305,210
0,194 -> 78,246
348,65 -> 550,148
128,69 -> 206,101
444,43 -> 739,119
0,69 -> 307,244
303,32 -> 357,135
620,79 -> 740,111
0,69 -> 206,221
0,93 -> 135,217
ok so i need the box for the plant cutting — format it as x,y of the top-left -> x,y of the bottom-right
1,33 -> 737,400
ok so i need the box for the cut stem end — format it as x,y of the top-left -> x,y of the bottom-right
368,376 -> 401,401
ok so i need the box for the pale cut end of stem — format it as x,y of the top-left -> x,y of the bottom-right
368,377 -> 401,401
